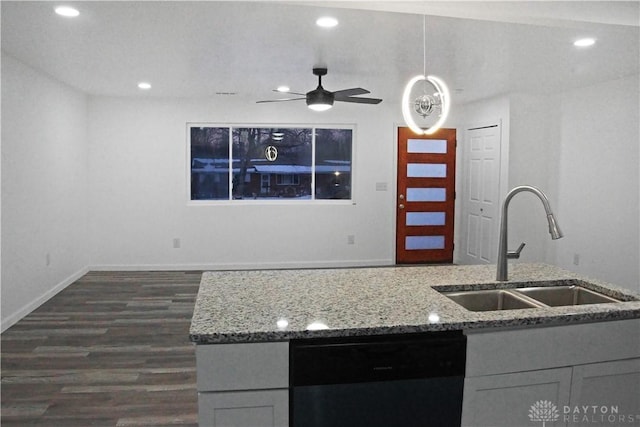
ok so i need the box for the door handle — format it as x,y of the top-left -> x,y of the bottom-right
399,194 -> 405,200
399,204 -> 405,209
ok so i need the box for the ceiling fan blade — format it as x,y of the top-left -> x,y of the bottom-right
333,88 -> 370,99
256,97 -> 306,104
271,90 -> 306,96
338,96 -> 383,105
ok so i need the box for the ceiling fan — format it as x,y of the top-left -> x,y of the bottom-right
256,67 -> 382,111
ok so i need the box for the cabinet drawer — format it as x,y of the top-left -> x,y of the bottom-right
196,342 -> 289,391
198,389 -> 288,427
465,319 -> 640,376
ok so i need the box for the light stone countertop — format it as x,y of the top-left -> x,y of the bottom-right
189,263 -> 640,344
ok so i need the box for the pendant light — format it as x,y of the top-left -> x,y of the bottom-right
402,14 -> 450,135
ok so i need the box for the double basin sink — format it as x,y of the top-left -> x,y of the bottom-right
442,281 -> 622,312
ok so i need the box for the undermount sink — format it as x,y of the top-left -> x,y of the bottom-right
515,285 -> 620,306
443,289 -> 545,311
441,283 -> 621,312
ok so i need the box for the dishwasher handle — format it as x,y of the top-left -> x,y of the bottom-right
290,331 -> 466,386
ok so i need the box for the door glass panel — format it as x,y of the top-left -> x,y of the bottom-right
407,163 -> 446,178
406,188 -> 446,202
407,139 -> 447,154
406,236 -> 445,250
406,212 -> 446,226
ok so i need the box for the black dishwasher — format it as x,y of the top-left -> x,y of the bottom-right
290,331 -> 466,427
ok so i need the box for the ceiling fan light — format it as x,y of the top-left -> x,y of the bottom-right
308,103 -> 333,112
306,88 -> 334,111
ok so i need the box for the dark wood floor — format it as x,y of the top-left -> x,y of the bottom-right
1,271 -> 202,427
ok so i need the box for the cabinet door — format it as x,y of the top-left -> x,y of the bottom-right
570,358 -> 640,417
196,342 -> 289,391
462,367 -> 571,427
198,389 -> 288,427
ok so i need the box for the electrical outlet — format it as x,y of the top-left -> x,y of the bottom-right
375,182 -> 388,191
347,235 -> 355,245
573,253 -> 580,266
173,238 -> 181,249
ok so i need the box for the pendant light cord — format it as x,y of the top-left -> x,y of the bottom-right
423,14 -> 426,77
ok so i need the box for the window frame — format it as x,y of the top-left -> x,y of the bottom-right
187,123 -> 356,205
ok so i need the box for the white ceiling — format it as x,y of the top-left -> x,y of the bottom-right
2,1 -> 638,106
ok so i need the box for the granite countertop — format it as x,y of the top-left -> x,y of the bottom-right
189,263 -> 640,344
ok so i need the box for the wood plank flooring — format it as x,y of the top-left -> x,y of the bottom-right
1,271 -> 202,426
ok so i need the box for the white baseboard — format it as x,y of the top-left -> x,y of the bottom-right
89,259 -> 394,272
1,266 -> 89,333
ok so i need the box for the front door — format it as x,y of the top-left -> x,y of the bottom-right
396,127 -> 456,264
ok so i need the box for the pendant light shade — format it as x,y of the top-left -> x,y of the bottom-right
402,74 -> 450,135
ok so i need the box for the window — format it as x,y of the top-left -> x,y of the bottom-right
276,174 -> 300,186
190,127 -> 229,200
189,125 -> 354,201
315,128 -> 352,200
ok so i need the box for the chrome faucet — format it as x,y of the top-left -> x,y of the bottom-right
496,185 -> 563,281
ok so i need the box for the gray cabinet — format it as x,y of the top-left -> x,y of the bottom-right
570,358 -> 640,417
463,368 -> 572,427
196,342 -> 289,427
198,389 -> 288,427
462,319 -> 640,427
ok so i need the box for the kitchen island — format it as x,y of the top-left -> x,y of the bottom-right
190,263 -> 640,427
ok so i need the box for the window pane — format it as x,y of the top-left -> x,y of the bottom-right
190,127 -> 230,200
315,128 -> 352,200
406,236 -> 445,250
407,163 -> 447,178
406,212 -> 446,226
408,139 -> 447,154
406,188 -> 446,202
232,128 -> 312,199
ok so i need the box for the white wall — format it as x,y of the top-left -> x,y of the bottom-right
1,53 -> 89,331
87,96 -> 398,270
552,75 -> 639,290
453,81 -> 639,293
507,93 -> 562,264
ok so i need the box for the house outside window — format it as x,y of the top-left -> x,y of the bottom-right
189,125 -> 354,202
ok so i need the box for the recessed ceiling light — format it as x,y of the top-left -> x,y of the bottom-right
276,86 -> 290,93
137,82 -> 152,90
55,6 -> 79,17
574,38 -> 596,47
316,16 -> 338,28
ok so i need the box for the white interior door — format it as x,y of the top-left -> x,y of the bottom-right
459,124 -> 502,265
